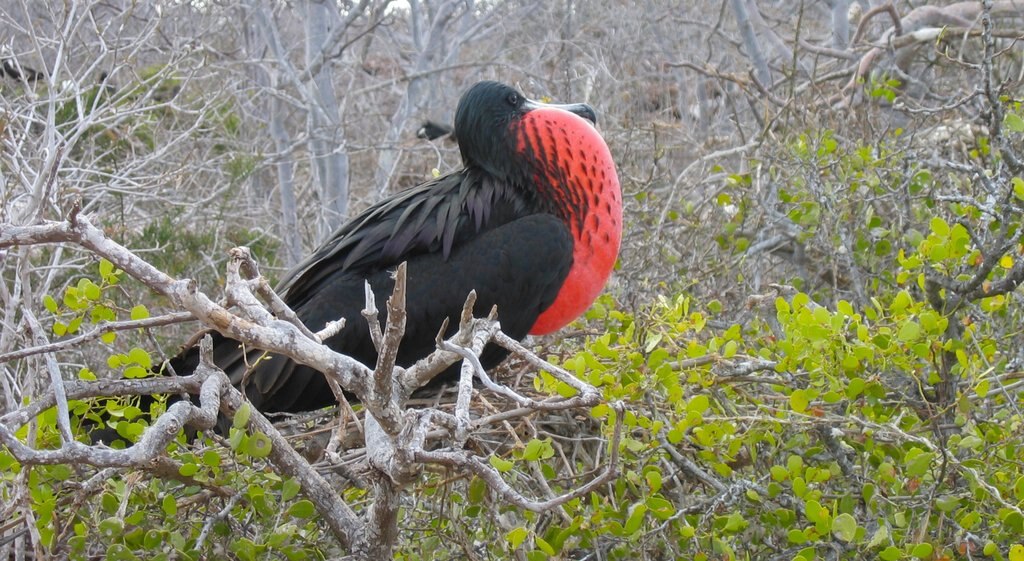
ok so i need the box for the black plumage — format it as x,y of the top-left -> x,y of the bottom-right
1,59 -> 44,82
416,120 -> 455,142
170,81 -> 604,413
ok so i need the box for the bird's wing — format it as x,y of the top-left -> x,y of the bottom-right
250,212 -> 575,412
277,169 -> 525,309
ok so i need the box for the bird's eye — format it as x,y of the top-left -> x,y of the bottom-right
507,92 -> 519,106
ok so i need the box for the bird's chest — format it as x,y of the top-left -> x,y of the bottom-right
526,154 -> 622,335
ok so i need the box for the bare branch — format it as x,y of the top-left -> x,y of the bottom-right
0,212 -> 373,398
0,312 -> 195,364
415,402 -> 624,513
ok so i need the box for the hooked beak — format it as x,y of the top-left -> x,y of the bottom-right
524,98 -> 598,126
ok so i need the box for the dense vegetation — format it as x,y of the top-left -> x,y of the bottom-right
2,1 -> 1024,559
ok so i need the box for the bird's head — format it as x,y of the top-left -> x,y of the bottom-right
454,81 -> 597,182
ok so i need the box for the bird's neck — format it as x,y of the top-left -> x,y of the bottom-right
512,110 -> 623,335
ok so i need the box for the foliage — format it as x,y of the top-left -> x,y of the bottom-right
5,1 -> 1024,560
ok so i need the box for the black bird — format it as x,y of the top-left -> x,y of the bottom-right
170,80 -> 622,414
1,59 -> 44,82
416,120 -> 455,142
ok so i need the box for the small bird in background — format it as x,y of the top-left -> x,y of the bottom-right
1,58 -> 44,82
416,120 -> 455,142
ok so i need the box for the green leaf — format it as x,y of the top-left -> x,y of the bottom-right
879,546 -> 901,561
930,216 -> 950,237
1014,177 -> 1024,200
522,438 -> 553,461
63,287 -> 82,310
101,332 -> 117,344
99,258 -> 114,279
645,469 -> 662,493
233,402 -> 252,429
286,500 -> 315,519
687,394 -> 710,414
910,543 -> 933,559
624,504 -> 647,534
832,513 -> 858,542
490,455 -> 513,473
161,494 -> 177,516
867,525 -> 889,548
646,495 -> 675,520
130,305 -> 149,321
245,431 -> 272,458
506,527 -> 529,549
1005,112 -> 1024,133
179,463 -> 199,477
127,347 -> 152,369
904,449 -> 933,478
231,537 -> 260,561
1009,544 -> 1024,561
123,366 -> 148,379
202,450 -> 221,468
83,281 -> 101,301
43,294 -> 58,313
789,389 -> 810,413
535,536 -> 556,556
468,476 -> 486,504
98,517 -> 124,538
66,316 -> 83,335
281,478 -> 301,502
935,495 -> 960,512
897,321 -> 921,342
804,500 -> 828,524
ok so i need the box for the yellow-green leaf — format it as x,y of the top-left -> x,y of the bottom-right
84,281 -> 101,301
123,366 -> 148,379
233,402 -> 252,428
161,494 -> 177,516
976,379 -> 990,398
898,321 -> 921,342
867,525 -> 889,548
832,513 -> 858,542
789,389 -> 809,413
911,543 -> 933,559
930,216 -> 950,237
1014,177 -> 1024,200
505,527 -> 528,549
489,455 -> 514,473
1005,112 -> 1024,133
128,347 -> 152,369
287,500 -> 315,518
43,294 -> 58,313
245,431 -> 272,458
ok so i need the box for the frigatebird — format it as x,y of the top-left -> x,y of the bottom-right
1,59 -> 44,82
416,120 -> 455,142
170,80 -> 622,413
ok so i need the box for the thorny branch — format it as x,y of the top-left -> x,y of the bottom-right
0,208 -> 621,558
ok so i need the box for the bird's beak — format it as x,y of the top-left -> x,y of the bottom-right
524,98 -> 598,126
